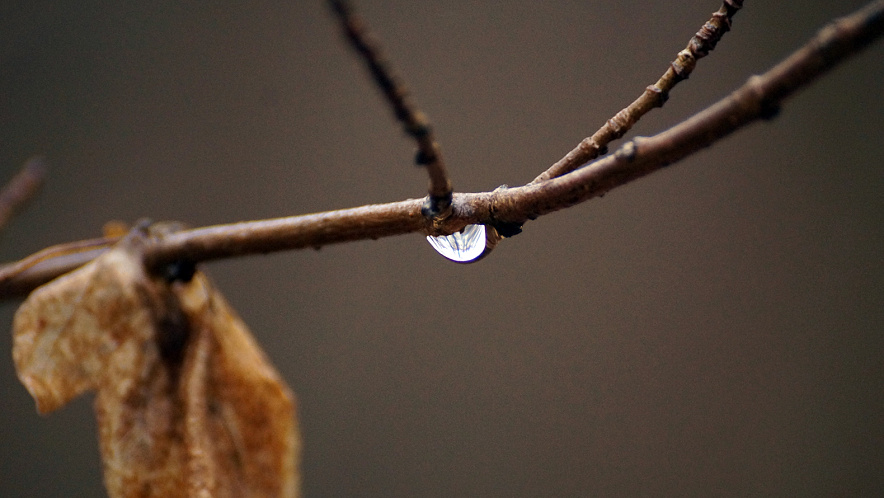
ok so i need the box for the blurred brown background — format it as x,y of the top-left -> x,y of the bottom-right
2,1 -> 882,496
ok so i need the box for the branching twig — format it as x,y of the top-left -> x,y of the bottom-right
532,0 -> 744,184
329,0 -> 454,219
0,156 -> 47,231
1,0 -> 881,300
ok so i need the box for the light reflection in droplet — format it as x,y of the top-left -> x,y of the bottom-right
426,224 -> 486,263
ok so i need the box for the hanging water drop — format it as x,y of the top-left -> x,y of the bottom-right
427,224 -> 487,263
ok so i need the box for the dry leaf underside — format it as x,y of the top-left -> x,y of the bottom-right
12,232 -> 300,498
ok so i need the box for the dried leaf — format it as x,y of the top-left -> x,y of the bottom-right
12,235 -> 300,497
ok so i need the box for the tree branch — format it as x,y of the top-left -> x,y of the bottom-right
1,0 -> 881,299
0,156 -> 47,231
532,0 -> 744,184
329,0 -> 454,218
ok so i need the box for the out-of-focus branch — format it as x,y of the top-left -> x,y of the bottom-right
532,0 -> 744,183
1,0 -> 881,299
0,238 -> 117,295
0,156 -> 47,231
329,0 -> 453,219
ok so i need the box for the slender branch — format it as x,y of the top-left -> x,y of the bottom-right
487,0 -> 884,219
144,200 -> 428,273
329,0 -> 454,218
0,238 -> 117,295
0,156 -> 47,231
532,0 -> 744,184
1,0 -> 881,299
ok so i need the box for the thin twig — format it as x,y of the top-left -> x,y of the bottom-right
532,0 -> 744,184
0,238 -> 118,295
1,0 -> 881,300
0,156 -> 47,231
329,0 -> 454,218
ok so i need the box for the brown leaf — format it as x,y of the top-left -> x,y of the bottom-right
12,234 -> 300,497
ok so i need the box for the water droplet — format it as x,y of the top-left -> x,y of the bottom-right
427,224 -> 487,263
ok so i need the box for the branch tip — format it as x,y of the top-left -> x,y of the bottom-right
0,156 -> 48,231
532,0 -> 743,184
